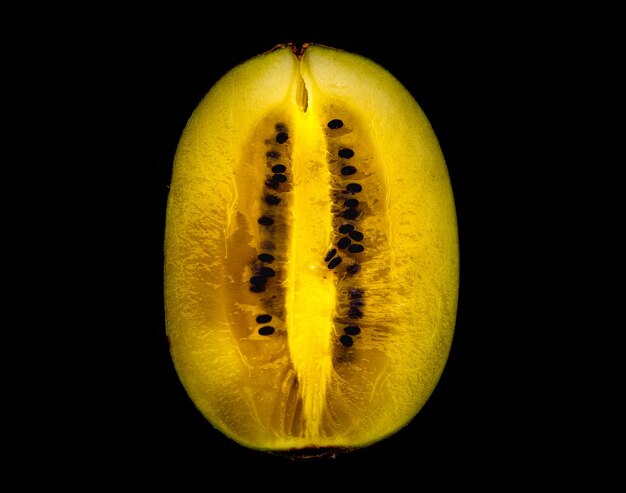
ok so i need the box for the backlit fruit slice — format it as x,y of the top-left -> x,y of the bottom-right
164,43 -> 459,452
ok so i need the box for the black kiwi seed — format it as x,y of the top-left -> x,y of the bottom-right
258,253 -> 275,263
265,195 -> 281,205
250,285 -> 266,293
275,123 -> 288,132
349,230 -> 364,241
349,288 -> 363,298
272,173 -> 287,183
266,151 -> 280,159
275,132 -> 288,144
337,237 -> 351,249
324,248 -> 337,262
250,276 -> 267,286
348,307 -> 363,319
348,244 -> 365,253
258,215 -> 274,226
344,325 -> 361,336
338,148 -> 354,159
327,256 -> 342,269
256,314 -> 272,324
327,119 -> 344,129
338,224 -> 354,234
344,198 -> 359,208
346,183 -> 362,194
347,264 -> 360,274
340,166 -> 357,176
350,299 -> 365,307
339,334 -> 353,347
259,267 -> 275,278
271,164 -> 286,173
258,326 -> 275,336
342,208 -> 359,220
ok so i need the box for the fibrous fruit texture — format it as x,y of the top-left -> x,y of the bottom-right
164,43 -> 459,452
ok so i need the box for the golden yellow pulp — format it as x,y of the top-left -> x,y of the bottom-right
164,44 -> 459,451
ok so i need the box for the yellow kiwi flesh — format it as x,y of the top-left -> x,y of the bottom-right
164,44 -> 459,451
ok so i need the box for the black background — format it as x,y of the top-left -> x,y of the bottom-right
45,13 -> 604,485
